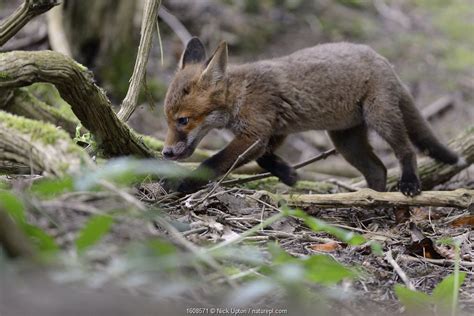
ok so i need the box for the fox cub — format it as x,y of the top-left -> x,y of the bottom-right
162,37 -> 462,196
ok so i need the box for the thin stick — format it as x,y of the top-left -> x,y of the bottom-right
385,249 -> 415,290
222,148 -> 337,186
194,139 -> 261,204
399,254 -> 474,268
209,212 -> 285,252
118,0 -> 161,122
158,5 -> 192,45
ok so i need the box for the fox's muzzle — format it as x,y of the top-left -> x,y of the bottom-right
162,141 -> 190,160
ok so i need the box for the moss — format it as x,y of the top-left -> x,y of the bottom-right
0,111 -> 71,145
27,83 -> 78,123
0,178 -> 10,190
14,88 -> 78,124
140,134 -> 165,152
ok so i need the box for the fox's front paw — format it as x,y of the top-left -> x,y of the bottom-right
176,177 -> 208,194
398,175 -> 421,197
280,167 -> 298,186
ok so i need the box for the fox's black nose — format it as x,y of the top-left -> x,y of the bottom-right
162,147 -> 174,159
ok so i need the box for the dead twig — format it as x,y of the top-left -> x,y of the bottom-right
118,0 -> 161,122
194,140 -> 261,205
222,148 -> 337,186
398,254 -> 474,268
384,250 -> 415,290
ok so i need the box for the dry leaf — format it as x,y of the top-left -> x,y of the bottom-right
394,206 -> 411,223
406,238 -> 444,259
450,215 -> 474,227
309,241 -> 340,252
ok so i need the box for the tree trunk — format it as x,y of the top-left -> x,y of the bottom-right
60,0 -> 138,99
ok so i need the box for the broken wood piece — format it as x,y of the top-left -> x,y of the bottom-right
276,188 -> 473,209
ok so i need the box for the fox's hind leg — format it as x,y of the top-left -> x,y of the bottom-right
328,124 -> 387,191
256,135 -> 298,186
363,89 -> 421,196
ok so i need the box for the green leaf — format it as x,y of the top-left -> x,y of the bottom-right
394,285 -> 432,313
0,190 -> 26,224
303,255 -> 355,284
267,244 -> 354,285
75,215 -> 114,252
75,158 -> 186,191
23,224 -> 59,253
432,272 -> 466,312
285,209 -> 366,245
148,239 -> 177,256
29,177 -> 74,199
268,242 -> 295,264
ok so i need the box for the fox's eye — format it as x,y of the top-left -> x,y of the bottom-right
183,87 -> 190,95
177,117 -> 189,126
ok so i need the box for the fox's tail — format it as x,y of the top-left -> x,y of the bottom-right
398,89 -> 461,165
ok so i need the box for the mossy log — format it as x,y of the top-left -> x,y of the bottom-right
0,111 -> 91,176
0,50 -> 156,158
275,188 -> 473,209
1,88 -> 78,136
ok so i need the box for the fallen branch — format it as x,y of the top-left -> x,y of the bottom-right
275,188 -> 473,209
158,5 -> 192,45
0,50 -> 156,158
118,0 -> 161,122
422,95 -> 455,121
0,0 -> 59,46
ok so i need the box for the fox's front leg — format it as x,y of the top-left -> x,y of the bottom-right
256,153 -> 298,186
176,135 -> 266,193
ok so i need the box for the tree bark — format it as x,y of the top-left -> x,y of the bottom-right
0,50 -> 156,158
59,0 -> 139,98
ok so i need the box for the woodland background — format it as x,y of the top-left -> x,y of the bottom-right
0,1 -> 473,315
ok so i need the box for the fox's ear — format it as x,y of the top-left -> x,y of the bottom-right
180,37 -> 206,69
200,41 -> 228,85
